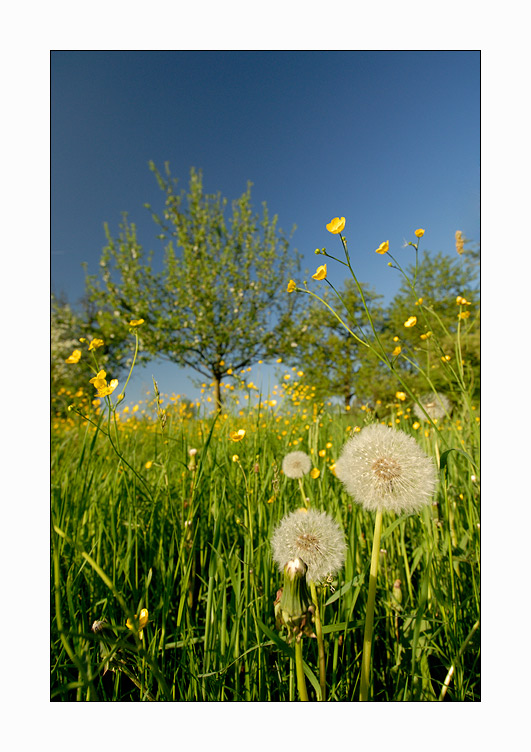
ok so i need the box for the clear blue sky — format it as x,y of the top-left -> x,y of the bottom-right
51,50 -> 479,408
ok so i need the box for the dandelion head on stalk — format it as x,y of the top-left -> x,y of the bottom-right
282,451 -> 312,479
414,392 -> 452,422
334,423 -> 437,515
271,508 -> 346,583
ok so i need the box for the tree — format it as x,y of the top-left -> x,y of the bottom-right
85,165 -> 301,408
384,249 -> 480,404
282,279 -> 384,408
51,293 -> 133,416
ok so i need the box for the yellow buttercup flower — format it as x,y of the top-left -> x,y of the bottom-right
392,346 -> 402,357
129,318 -> 145,327
310,468 -> 321,479
287,279 -> 297,293
97,379 -> 118,398
375,241 -> 389,254
89,370 -> 107,389
126,608 -> 149,639
404,316 -> 417,328
145,461 -> 153,469
65,349 -> 82,364
395,391 -> 407,401
415,228 -> 425,238
230,429 -> 246,441
420,331 -> 432,340
312,264 -> 327,281
458,310 -> 471,319
88,338 -> 104,351
326,216 -> 346,234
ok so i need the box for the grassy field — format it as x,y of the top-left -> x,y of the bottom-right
51,386 -> 480,702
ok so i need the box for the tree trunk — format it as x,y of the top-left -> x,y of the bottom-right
213,376 -> 222,410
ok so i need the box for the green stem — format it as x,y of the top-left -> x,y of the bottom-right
310,581 -> 326,701
294,639 -> 309,701
360,508 -> 383,701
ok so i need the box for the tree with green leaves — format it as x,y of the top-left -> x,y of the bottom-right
85,164 -> 301,408
384,248 -> 480,405
282,278 -> 384,409
51,293 -> 134,417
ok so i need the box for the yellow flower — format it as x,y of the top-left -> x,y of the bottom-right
404,316 -> 417,328
392,345 -> 402,357
415,228 -> 425,238
97,379 -> 119,398
441,354 -> 451,362
88,338 -> 104,351
232,454 -> 240,463
395,391 -> 407,401
230,429 -> 246,441
458,310 -> 471,319
89,370 -> 107,389
412,421 -> 420,430
129,318 -> 145,327
312,264 -> 327,281
126,608 -> 149,639
287,279 -> 297,293
145,461 -> 153,469
326,216 -> 346,234
414,297 -> 423,305
318,449 -> 326,457
65,349 -> 82,364
420,331 -> 432,340
375,241 -> 389,254
310,468 -> 321,479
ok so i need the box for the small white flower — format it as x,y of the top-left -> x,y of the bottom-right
271,508 -> 346,583
334,423 -> 437,515
282,451 -> 312,479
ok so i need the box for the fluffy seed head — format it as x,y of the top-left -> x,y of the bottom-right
414,392 -> 452,422
271,508 -> 347,583
334,423 -> 437,515
282,451 -> 312,479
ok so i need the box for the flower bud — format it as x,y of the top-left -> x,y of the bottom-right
274,558 -> 315,642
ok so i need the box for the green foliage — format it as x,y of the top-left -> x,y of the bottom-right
283,279 -> 384,408
51,294 -> 133,417
85,164 -> 302,407
51,402 -> 480,702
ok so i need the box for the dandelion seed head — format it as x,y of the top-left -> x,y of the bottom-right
271,508 -> 346,583
334,423 -> 437,515
414,392 -> 452,422
282,451 -> 312,479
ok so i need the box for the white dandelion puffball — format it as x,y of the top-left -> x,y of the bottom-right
334,423 -> 437,515
414,392 -> 452,422
271,508 -> 346,583
282,451 -> 312,479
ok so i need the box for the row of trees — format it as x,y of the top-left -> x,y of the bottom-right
52,164 -> 479,414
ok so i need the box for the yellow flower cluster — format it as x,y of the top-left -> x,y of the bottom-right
89,370 -> 119,399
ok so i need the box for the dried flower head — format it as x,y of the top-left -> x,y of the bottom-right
455,230 -> 464,255
271,508 -> 346,583
282,451 -> 312,479
414,392 -> 452,422
334,423 -> 437,515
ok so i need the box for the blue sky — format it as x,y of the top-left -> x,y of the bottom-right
52,50 -> 480,408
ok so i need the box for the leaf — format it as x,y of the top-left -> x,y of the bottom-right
439,447 -> 477,474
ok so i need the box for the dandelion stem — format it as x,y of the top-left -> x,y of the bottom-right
294,639 -> 309,701
360,508 -> 383,701
310,581 -> 326,701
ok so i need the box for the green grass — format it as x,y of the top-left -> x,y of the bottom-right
51,400 -> 480,701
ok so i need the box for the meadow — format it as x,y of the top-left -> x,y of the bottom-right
51,374 -> 480,701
